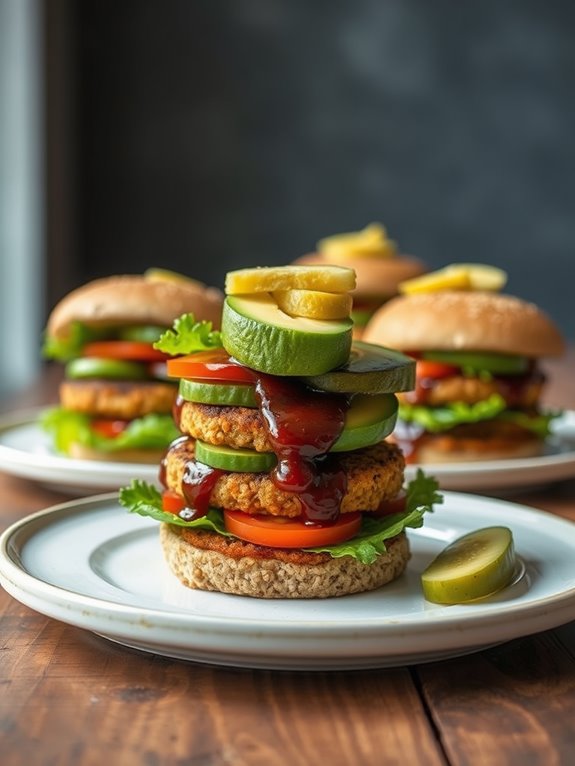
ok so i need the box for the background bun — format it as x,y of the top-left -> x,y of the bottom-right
363,291 -> 565,358
47,275 -> 224,339
295,252 -> 426,298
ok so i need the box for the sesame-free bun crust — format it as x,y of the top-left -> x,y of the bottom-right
47,275 -> 224,339
294,252 -> 426,299
363,291 -> 565,358
160,524 -> 410,598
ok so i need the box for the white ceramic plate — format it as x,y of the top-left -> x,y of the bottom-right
404,410 -> 575,491
0,409 -> 158,493
1,409 -> 574,495
1,491 -> 574,670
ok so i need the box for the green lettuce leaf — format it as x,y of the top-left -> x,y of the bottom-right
118,480 -> 232,535
153,313 -> 222,356
307,469 -> 442,563
119,470 -> 442,565
399,394 -> 507,433
400,395 -> 561,438
41,408 -> 179,454
42,322 -> 102,361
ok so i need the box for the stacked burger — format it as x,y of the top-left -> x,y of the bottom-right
121,265 -> 441,599
42,271 -> 223,463
363,264 -> 565,464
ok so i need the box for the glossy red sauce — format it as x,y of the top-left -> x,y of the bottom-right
164,362 -> 351,524
255,373 -> 349,523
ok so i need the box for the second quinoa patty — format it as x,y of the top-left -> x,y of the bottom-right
162,436 -> 405,518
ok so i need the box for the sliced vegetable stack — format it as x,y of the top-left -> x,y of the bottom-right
42,271 -> 223,462
121,265 -> 442,599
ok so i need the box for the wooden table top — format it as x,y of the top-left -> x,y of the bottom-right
1,355 -> 574,766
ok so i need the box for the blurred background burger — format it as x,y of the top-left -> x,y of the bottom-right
363,265 -> 565,463
42,271 -> 223,462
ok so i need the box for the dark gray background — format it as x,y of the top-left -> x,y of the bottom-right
69,1 -> 573,338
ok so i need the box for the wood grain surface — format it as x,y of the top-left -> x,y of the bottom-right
1,358 -> 574,766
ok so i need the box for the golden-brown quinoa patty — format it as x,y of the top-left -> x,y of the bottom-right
60,379 -> 177,420
162,436 -> 405,517
176,402 -> 271,451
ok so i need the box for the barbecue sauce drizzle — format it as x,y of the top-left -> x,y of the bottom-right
162,356 -> 350,525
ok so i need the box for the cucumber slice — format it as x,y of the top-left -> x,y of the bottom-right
332,394 -> 397,451
422,351 -> 529,375
118,325 -> 167,343
421,526 -> 516,604
300,341 -> 415,394
179,379 -> 257,408
195,440 -> 276,472
65,358 -> 149,380
222,294 -> 353,376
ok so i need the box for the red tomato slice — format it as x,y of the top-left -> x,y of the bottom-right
83,340 -> 169,362
416,360 -> 459,379
91,419 -> 130,438
166,348 -> 255,383
224,509 -> 362,548
162,490 -> 186,514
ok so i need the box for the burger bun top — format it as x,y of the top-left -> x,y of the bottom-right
362,290 -> 565,358
47,274 -> 224,340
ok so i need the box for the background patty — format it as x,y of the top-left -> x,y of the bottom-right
400,373 -> 544,408
60,379 -> 177,419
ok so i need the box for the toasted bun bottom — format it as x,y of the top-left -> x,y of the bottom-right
394,434 -> 544,465
68,443 -> 166,463
160,524 -> 410,599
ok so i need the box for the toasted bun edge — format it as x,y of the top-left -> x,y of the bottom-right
47,275 -> 224,338
363,291 -> 565,358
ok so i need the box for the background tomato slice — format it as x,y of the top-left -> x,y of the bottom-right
416,360 -> 459,379
91,419 -> 130,438
166,348 -> 255,383
83,340 -> 169,362
223,509 -> 361,548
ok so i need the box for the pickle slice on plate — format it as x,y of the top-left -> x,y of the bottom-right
421,526 -> 516,604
